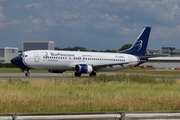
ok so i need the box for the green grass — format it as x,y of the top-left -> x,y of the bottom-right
0,74 -> 179,113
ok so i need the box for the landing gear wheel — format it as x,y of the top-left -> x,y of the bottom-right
74,72 -> 81,77
25,71 -> 30,77
89,71 -> 96,77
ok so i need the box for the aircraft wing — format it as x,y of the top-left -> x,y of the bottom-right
72,62 -> 133,69
92,62 -> 136,69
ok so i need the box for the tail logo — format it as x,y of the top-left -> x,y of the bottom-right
134,39 -> 143,51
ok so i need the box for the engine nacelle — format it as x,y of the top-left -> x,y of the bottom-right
75,64 -> 93,74
48,70 -> 65,73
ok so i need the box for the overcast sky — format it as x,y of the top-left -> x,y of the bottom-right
0,0 -> 180,51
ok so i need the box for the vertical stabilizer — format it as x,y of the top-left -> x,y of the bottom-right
120,27 -> 151,57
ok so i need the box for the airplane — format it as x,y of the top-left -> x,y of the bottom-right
11,27 -> 151,77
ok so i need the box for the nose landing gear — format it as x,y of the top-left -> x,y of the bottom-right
25,70 -> 30,77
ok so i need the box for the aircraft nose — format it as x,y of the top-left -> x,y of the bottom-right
11,56 -> 22,67
11,55 -> 31,70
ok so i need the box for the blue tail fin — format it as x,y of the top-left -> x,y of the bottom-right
120,27 -> 151,57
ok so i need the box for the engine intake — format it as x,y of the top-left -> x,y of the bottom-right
75,64 -> 93,73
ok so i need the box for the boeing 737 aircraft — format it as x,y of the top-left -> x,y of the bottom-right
11,27 -> 151,77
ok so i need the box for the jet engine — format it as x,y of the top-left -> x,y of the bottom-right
75,64 -> 93,73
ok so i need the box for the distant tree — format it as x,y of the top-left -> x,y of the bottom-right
54,47 -> 61,50
104,49 -> 117,53
104,49 -> 111,52
55,47 -> 118,52
55,46 -> 88,51
110,50 -> 118,53
72,46 -> 87,51
63,47 -> 73,51
90,50 -> 98,52
119,44 -> 132,51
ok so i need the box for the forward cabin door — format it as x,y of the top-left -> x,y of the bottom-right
33,52 -> 39,62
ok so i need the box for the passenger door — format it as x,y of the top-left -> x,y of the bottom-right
33,52 -> 39,62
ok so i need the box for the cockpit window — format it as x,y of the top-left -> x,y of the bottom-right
22,55 -> 28,57
19,53 -> 28,57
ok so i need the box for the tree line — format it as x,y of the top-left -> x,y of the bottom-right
55,44 -> 132,53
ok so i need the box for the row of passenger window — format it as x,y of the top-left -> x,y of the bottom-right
43,56 -> 125,61
44,56 -> 67,59
74,57 -> 125,61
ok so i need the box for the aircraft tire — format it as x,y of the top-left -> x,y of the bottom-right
74,72 -> 81,77
90,71 -> 96,77
25,73 -> 30,77
25,70 -> 30,77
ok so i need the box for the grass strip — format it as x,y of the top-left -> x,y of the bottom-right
0,74 -> 179,113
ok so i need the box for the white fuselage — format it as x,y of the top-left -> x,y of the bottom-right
22,50 -> 139,71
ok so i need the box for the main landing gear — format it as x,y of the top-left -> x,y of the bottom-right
74,71 -> 97,77
89,71 -> 96,77
74,72 -> 81,77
